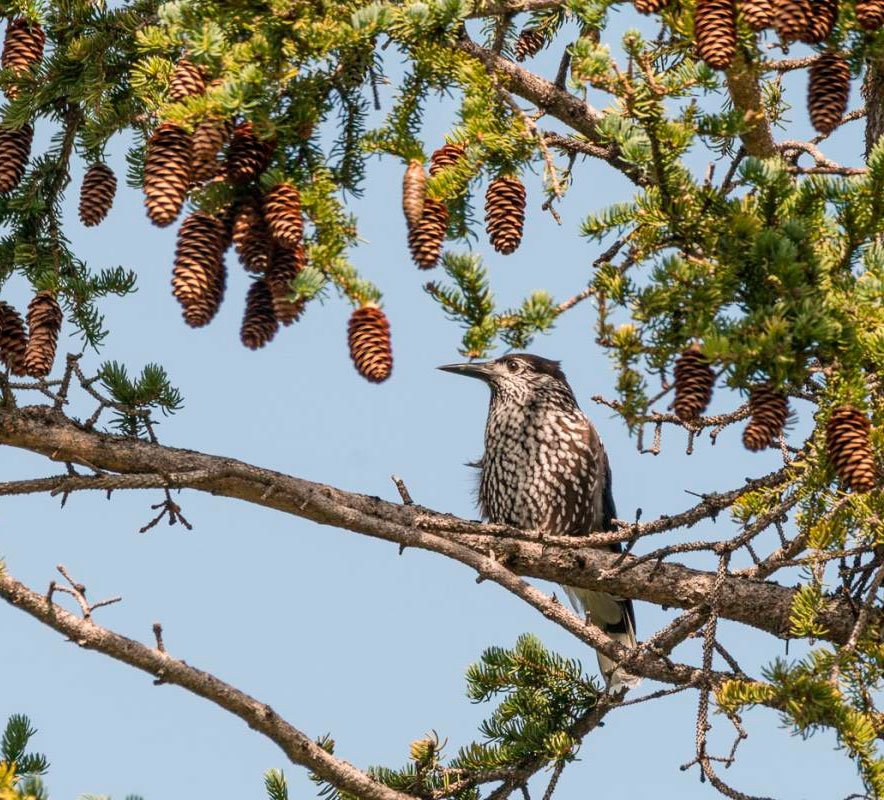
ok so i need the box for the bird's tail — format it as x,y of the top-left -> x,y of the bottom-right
562,585 -> 641,693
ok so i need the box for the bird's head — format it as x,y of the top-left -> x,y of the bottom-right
438,353 -> 573,404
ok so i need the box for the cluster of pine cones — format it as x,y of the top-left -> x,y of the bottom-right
134,59 -> 392,382
401,143 -> 527,270
672,345 -> 878,490
0,293 -> 63,379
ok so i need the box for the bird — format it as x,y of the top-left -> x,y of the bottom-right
439,353 -> 639,692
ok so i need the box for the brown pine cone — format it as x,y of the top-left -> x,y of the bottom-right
695,0 -> 737,70
774,0 -> 811,42
634,0 -> 669,12
169,58 -> 206,101
232,196 -> 273,273
514,28 -> 545,61
857,0 -> 884,30
79,163 -> 117,227
485,176 -> 526,255
171,211 -> 226,328
143,122 -> 192,227
742,385 -> 789,451
673,345 -> 715,422
429,143 -> 465,176
1,18 -> 44,99
808,52 -> 850,136
23,291 -> 62,378
267,245 -> 306,326
0,122 -> 32,194
801,0 -> 838,43
348,304 -> 392,383
263,183 -> 304,249
739,0 -> 774,30
241,278 -> 279,349
408,198 -> 449,270
227,121 -> 274,184
0,301 -> 27,376
402,159 -> 426,230
826,405 -> 877,492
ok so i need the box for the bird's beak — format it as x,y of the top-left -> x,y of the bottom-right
437,361 -> 495,380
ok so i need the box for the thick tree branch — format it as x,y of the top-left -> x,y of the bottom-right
0,405 -> 869,650
725,53 -> 776,158
0,566 -> 415,800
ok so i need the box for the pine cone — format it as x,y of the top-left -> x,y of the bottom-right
742,385 -> 789,451
169,58 -> 206,102
348,304 -> 392,383
267,245 -> 306,325
263,183 -> 304,249
402,159 -> 426,230
0,301 -> 27,376
0,122 -> 32,193
801,0 -> 838,43
695,0 -> 737,70
673,345 -> 715,422
429,143 -> 465,176
143,122 -> 192,227
514,28 -> 545,61
232,196 -> 272,273
739,0 -> 774,30
774,0 -> 811,42
171,211 -> 226,328
408,198 -> 449,270
192,117 -> 231,163
78,163 -> 117,227
857,0 -> 884,30
227,121 -> 274,184
826,405 -> 877,492
241,278 -> 279,349
23,291 -> 62,378
1,18 -> 44,99
485,176 -> 526,255
808,52 -> 850,136
634,0 -> 669,12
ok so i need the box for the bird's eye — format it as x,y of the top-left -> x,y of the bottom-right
506,359 -> 520,372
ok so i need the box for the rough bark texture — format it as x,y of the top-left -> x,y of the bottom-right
864,55 -> 884,158
0,404 -> 866,648
725,52 -> 777,157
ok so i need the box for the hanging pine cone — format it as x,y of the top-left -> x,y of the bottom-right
263,183 -> 303,249
739,0 -> 774,30
1,18 -> 44,99
267,245 -> 306,326
801,0 -> 838,43
514,28 -> 545,61
169,58 -> 206,102
0,301 -> 27,376
348,304 -> 392,383
774,0 -> 811,42
192,117 -> 231,163
485,176 -> 526,255
232,196 -> 272,273
171,212 -> 227,328
23,292 -> 62,378
227,121 -> 274,184
742,385 -> 789,451
808,52 -> 850,136
429,143 -> 465,176
694,0 -> 737,70
143,122 -> 192,227
241,278 -> 279,349
408,198 -> 449,270
856,0 -> 884,30
826,405 -> 877,492
634,0 -> 669,12
78,163 -> 117,227
673,345 -> 715,422
402,159 -> 426,230
0,122 -> 32,194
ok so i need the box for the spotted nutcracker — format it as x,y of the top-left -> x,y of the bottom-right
440,353 -> 639,691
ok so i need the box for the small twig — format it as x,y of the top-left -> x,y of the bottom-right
153,622 -> 165,652
391,474 -> 414,505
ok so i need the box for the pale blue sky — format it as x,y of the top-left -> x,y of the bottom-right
0,8 -> 868,799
